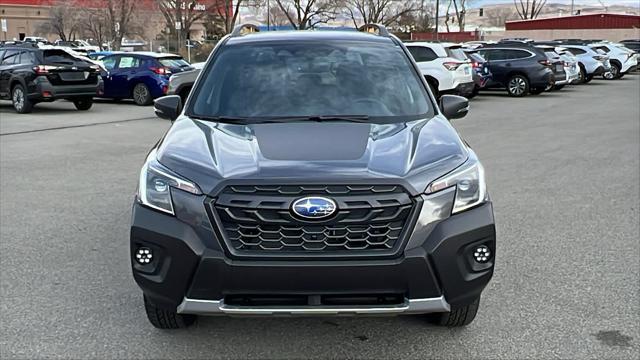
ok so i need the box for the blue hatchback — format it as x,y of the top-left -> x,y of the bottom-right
98,52 -> 192,105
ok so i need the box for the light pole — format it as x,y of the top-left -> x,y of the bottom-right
267,0 -> 271,31
571,0 -> 574,15
435,0 -> 440,40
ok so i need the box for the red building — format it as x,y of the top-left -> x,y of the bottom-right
506,13 -> 640,30
503,13 -> 640,41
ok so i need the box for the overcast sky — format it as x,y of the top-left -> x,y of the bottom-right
470,0 -> 640,7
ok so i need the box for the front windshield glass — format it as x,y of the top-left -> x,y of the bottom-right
190,41 -> 431,120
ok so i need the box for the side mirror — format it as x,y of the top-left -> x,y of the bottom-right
439,95 -> 469,120
154,95 -> 182,121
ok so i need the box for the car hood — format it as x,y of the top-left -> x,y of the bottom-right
156,116 -> 469,196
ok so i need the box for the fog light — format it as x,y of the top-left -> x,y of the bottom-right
135,247 -> 153,264
473,245 -> 491,263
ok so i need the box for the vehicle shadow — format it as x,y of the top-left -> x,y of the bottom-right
164,314 -> 469,357
0,98 -> 142,115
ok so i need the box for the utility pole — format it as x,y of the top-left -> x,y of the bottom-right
571,0 -> 574,15
435,0 -> 439,40
267,0 -> 271,31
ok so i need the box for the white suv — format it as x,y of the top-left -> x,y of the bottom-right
406,42 -> 474,97
590,43 -> 638,79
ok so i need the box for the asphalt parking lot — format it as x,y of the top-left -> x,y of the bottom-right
1,77 -> 639,359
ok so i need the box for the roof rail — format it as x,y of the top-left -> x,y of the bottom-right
230,24 -> 260,37
0,41 -> 38,48
358,24 -> 390,37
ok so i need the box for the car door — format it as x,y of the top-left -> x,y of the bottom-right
406,46 -> 439,74
478,49 -> 509,86
100,55 -> 120,98
0,50 -> 21,97
111,55 -> 141,99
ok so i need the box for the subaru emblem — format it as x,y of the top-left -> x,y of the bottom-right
291,197 -> 337,220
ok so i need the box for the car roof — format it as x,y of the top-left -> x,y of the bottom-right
101,51 -> 181,58
225,30 -> 395,46
131,51 -> 182,58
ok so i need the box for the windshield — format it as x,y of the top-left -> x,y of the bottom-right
190,41 -> 431,120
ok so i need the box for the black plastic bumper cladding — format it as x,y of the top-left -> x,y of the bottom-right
131,201 -> 495,310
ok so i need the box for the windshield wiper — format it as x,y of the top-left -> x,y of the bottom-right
188,115 -> 253,124
255,115 -> 371,123
187,114 -> 370,124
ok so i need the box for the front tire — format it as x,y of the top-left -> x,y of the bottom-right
73,97 -> 93,111
577,65 -> 587,84
133,83 -> 152,106
427,297 -> 481,327
506,75 -> 529,97
584,74 -> 593,83
143,296 -> 196,329
12,84 -> 34,114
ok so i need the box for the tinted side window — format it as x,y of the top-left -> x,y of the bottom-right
19,51 -> 37,65
101,56 -> 118,70
1,50 -> 20,65
478,49 -> 504,61
567,48 -> 586,55
503,49 -> 531,60
408,46 -> 438,62
593,46 -> 610,53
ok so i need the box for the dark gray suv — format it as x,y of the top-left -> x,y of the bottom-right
131,24 -> 496,329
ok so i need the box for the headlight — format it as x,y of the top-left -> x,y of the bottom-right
138,150 -> 201,215
425,156 -> 487,214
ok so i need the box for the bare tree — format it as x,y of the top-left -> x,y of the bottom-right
211,0 -> 262,35
105,0 -> 140,50
450,0 -> 472,31
344,0 -> 421,28
36,0 -> 82,41
513,0 -> 547,20
484,7 -> 517,27
79,8 -> 110,47
273,0 -> 338,30
269,4 -> 293,27
156,0 -> 211,42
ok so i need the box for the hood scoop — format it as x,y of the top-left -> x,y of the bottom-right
252,122 -> 370,161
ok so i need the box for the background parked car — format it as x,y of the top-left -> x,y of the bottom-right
535,45 -> 569,90
556,48 -> 581,85
87,51 -> 123,61
463,50 -> 492,97
405,42 -> 474,98
98,52 -> 193,105
554,44 -> 610,83
167,62 -> 205,103
476,44 -> 554,97
619,39 -> 640,54
0,44 -> 102,113
53,40 -> 100,56
589,43 -> 638,79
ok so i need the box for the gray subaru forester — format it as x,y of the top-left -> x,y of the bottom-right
131,24 -> 495,329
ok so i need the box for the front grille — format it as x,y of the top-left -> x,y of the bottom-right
211,185 -> 415,256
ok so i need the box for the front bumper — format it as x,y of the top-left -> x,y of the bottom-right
131,188 -> 496,315
178,296 -> 450,315
592,65 -> 606,76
